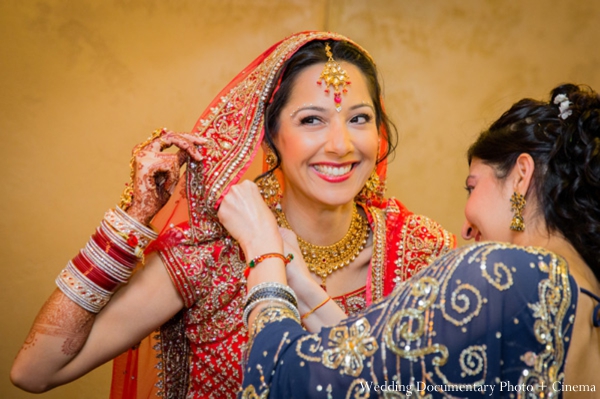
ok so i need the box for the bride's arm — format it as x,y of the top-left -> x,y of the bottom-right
11,130 -> 204,393
10,254 -> 183,392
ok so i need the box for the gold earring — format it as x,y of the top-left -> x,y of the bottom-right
355,171 -> 385,204
257,149 -> 282,209
510,192 -> 526,232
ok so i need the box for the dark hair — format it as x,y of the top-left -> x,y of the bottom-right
467,83 -> 600,281
258,39 -> 398,176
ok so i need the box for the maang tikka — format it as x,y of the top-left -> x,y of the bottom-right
317,43 -> 350,112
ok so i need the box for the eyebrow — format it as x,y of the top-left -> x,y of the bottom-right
289,102 -> 375,118
290,105 -> 326,118
350,103 -> 375,113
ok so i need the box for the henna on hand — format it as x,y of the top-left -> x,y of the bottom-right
125,131 -> 206,225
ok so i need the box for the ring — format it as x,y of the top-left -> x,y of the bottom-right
159,138 -> 169,150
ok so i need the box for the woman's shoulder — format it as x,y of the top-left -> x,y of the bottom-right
428,242 -> 575,299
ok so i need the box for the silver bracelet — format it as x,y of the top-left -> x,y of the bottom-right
243,297 -> 300,328
245,281 -> 297,305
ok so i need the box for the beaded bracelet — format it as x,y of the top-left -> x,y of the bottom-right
244,252 -> 293,278
301,296 -> 331,320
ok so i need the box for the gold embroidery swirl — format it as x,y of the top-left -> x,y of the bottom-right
481,261 -> 514,291
458,344 -> 487,378
296,334 -> 323,362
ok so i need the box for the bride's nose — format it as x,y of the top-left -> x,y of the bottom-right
325,121 -> 354,156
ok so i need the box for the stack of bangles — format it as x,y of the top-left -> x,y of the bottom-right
55,206 -> 158,313
242,253 -> 299,328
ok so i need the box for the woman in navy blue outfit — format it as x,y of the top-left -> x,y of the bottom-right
218,83 -> 600,398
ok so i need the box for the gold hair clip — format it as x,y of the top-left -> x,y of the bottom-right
317,43 -> 351,112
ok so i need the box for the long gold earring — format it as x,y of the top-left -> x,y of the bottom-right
257,149 -> 282,209
510,192 -> 526,232
355,171 -> 385,204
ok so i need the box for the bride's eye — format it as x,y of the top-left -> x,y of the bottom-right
300,116 -> 323,125
350,113 -> 373,124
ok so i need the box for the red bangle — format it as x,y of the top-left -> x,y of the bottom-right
72,251 -> 119,291
244,253 -> 294,278
93,229 -> 138,266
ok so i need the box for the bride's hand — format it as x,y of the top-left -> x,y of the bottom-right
124,128 -> 206,225
217,180 -> 282,258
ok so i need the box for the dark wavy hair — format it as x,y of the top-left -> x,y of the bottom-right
257,39 -> 398,178
467,83 -> 600,281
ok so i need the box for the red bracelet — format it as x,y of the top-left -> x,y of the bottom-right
92,230 -> 138,266
72,252 -> 119,291
244,252 -> 294,278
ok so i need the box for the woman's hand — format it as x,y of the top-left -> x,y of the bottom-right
217,180 -> 282,258
279,228 -> 315,310
125,129 -> 206,225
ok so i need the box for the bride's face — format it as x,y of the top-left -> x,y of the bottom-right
273,62 -> 379,208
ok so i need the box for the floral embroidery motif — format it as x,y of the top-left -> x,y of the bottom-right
394,213 -> 456,286
322,318 -> 378,376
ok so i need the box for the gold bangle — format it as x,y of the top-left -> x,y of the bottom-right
301,296 -> 331,320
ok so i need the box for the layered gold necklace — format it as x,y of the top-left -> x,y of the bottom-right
274,204 -> 369,287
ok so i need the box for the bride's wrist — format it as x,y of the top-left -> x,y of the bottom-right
56,206 -> 158,313
124,203 -> 153,226
240,231 -> 284,261
293,276 -> 326,314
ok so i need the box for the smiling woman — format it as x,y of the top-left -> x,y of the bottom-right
272,62 -> 379,214
10,31 -> 455,399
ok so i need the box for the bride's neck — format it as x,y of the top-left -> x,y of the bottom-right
279,196 -> 356,246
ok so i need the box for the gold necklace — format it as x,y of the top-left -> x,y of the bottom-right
274,204 -> 369,287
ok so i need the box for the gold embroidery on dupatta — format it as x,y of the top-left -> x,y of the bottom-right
367,205 -> 387,302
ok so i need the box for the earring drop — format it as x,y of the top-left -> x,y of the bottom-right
509,192 -> 526,232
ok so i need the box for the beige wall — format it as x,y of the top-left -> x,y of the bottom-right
1,1 -> 598,398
